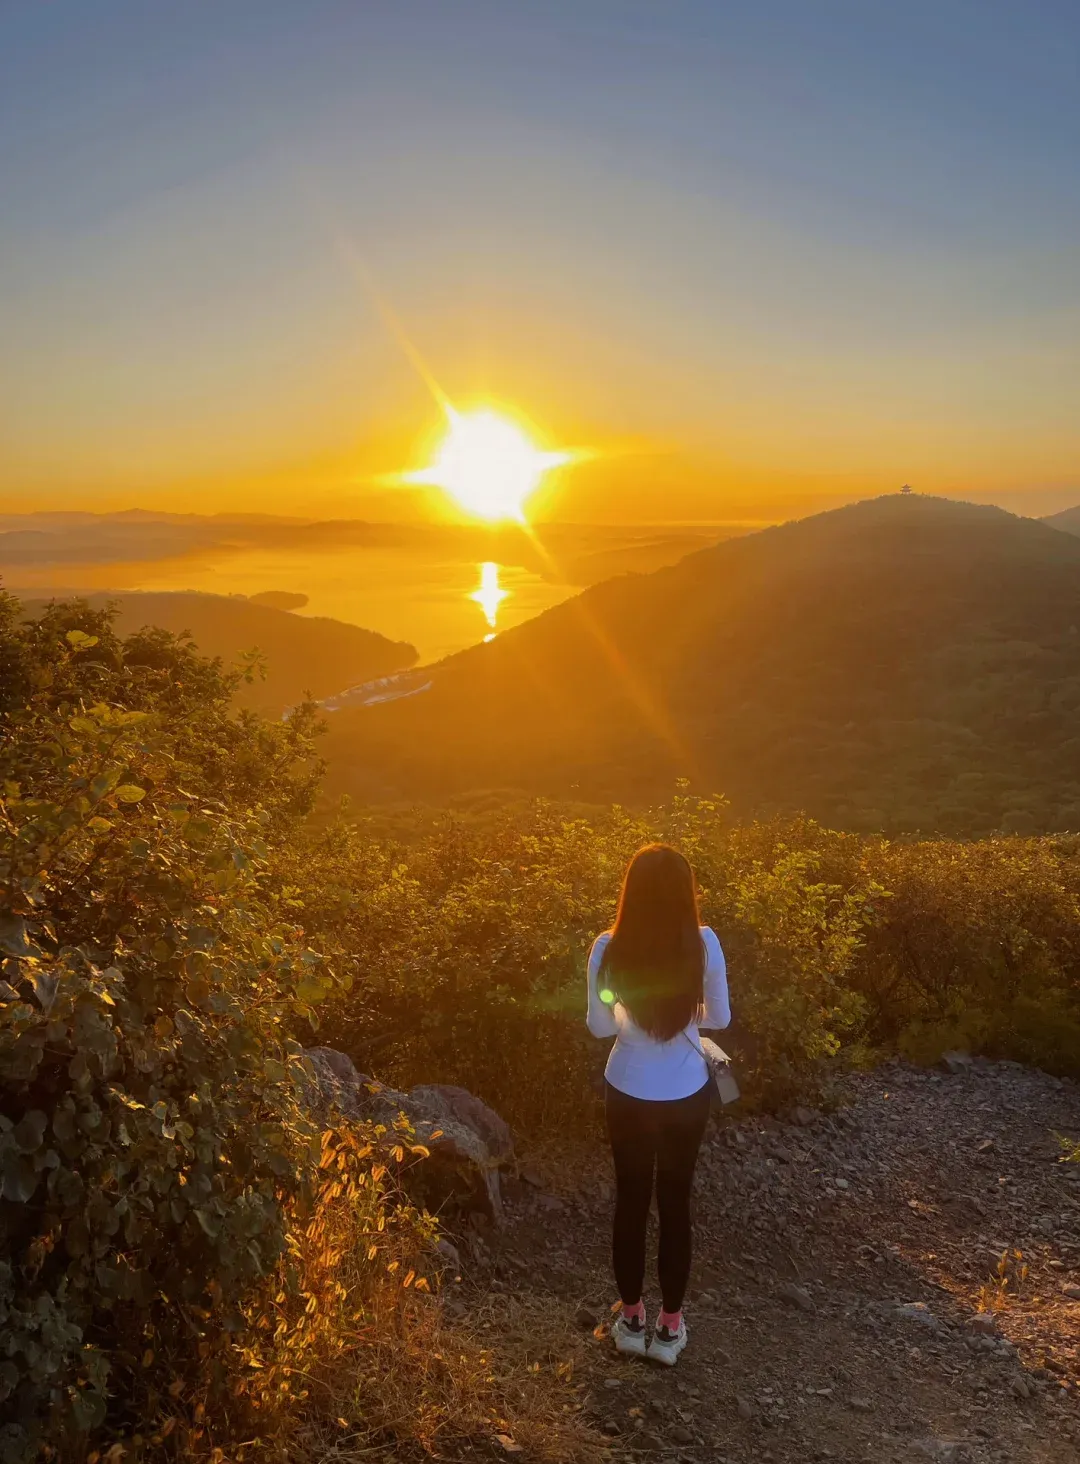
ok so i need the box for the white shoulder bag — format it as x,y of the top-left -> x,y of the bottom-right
682,1030 -> 741,1105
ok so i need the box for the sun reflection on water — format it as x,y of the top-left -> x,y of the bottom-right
469,561 -> 508,640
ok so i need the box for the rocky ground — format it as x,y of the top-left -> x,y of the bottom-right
450,1058 -> 1080,1463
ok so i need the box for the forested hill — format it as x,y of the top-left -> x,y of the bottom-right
322,494 -> 1080,834
18,591 -> 416,715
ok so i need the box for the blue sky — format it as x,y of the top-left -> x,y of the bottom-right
1,0 -> 1077,518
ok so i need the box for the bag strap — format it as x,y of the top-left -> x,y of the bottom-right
680,1029 -> 710,1064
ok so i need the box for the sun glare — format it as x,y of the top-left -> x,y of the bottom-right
470,560 -> 508,629
408,407 -> 570,522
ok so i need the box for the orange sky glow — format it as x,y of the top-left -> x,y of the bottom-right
2,5 -> 1077,525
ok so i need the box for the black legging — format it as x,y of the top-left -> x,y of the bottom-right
605,1078 -> 712,1313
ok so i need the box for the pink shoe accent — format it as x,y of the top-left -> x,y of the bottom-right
658,1307 -> 682,1331
622,1300 -> 645,1323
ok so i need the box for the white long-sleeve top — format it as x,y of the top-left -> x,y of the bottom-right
586,927 -> 731,1101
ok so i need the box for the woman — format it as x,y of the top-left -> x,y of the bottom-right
586,843 -> 730,1366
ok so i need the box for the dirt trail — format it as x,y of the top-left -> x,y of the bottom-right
461,1060 -> 1080,1463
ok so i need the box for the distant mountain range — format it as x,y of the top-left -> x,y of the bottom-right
0,510 -> 733,587
319,495 -> 1080,835
1042,506 -> 1080,537
17,591 -> 416,716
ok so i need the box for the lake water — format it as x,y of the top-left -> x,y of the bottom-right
3,518 -> 740,664
7,541 -> 576,663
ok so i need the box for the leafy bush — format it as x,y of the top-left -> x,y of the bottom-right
231,1124 -> 598,1463
279,793 -> 887,1126
0,597 -> 332,1459
858,835 -> 1080,1068
5,587 -> 1080,1460
289,793 -> 1080,1134
0,593 -> 604,1463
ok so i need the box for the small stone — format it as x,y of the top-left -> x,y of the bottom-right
575,1305 -> 597,1330
776,1281 -> 814,1312
736,1395 -> 755,1420
834,1177 -> 850,1191
895,1302 -> 940,1330
940,1050 -> 973,1075
793,1105 -> 818,1127
601,1419 -> 620,1436
913,1441 -> 965,1463
604,1378 -> 623,1389
1010,1375 -> 1033,1400
977,1138 -> 995,1153
848,1396 -> 873,1412
669,1425 -> 693,1444
1062,1283 -> 1080,1300
969,1314 -> 997,1336
435,1238 -> 461,1274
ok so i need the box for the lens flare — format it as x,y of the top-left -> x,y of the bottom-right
407,407 -> 570,522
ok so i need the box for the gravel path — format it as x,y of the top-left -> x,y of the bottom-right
460,1059 -> 1080,1463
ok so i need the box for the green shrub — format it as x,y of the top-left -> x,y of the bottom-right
5,587 -> 1080,1460
859,835 -> 1080,1070
290,794 -> 1080,1134
0,598 -> 333,1460
712,847 -> 880,1101
283,793 -> 890,1126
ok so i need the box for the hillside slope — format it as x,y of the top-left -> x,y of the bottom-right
322,495 -> 1080,833
20,591 -> 416,714
1044,505 -> 1080,537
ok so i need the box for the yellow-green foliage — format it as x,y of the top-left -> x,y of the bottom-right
0,593 -> 601,1463
5,589 -> 1080,1461
271,797 -> 874,1123
860,835 -> 1080,1069
229,1126 -> 598,1463
285,796 -> 1080,1132
0,598 -> 336,1460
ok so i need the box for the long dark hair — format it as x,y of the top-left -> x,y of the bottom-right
600,843 -> 705,1041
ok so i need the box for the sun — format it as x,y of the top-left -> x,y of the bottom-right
407,407 -> 571,522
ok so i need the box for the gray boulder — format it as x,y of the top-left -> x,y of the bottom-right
301,1046 -> 513,1222
940,1050 -> 974,1075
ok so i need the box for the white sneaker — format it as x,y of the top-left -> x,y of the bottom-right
611,1314 -> 648,1358
649,1319 -> 688,1366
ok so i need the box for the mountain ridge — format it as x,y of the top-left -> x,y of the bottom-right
1043,504 -> 1080,536
320,494 -> 1080,833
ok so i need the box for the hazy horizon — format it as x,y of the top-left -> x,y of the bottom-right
0,509 -> 741,660
7,490 -> 1080,664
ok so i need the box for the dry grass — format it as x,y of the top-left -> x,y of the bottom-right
218,1128 -> 605,1464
